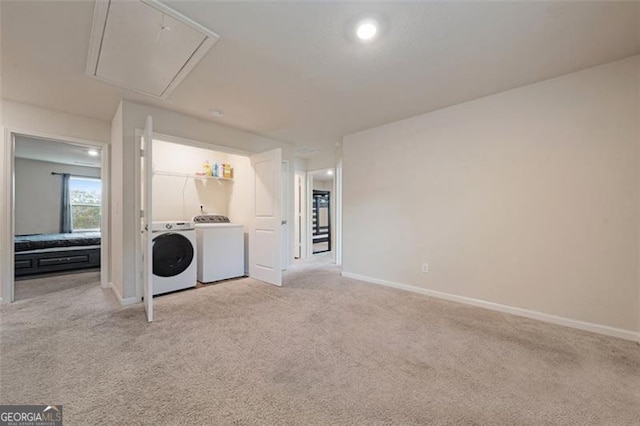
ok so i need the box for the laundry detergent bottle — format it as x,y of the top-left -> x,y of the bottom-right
203,161 -> 212,176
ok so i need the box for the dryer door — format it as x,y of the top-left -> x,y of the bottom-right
152,233 -> 195,277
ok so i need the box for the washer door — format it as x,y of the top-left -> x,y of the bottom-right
152,233 -> 194,277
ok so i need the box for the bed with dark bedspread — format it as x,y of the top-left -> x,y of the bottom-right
15,232 -> 101,276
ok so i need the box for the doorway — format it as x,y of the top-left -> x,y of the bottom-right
135,126 -> 287,321
312,190 -> 331,254
1,130 -> 110,304
137,133 -> 254,310
307,168 -> 335,257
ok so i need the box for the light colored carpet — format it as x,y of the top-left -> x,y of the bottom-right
15,269 -> 101,301
1,260 -> 639,425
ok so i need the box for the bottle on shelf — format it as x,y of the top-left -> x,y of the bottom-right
203,161 -> 212,177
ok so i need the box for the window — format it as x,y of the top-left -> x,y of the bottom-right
69,177 -> 101,231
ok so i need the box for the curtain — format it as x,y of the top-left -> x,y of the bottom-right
60,173 -> 72,233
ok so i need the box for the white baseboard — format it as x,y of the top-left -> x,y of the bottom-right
109,282 -> 141,306
341,272 -> 640,343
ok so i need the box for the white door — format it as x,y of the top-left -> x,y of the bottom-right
294,173 -> 302,258
249,148 -> 282,286
280,161 -> 289,271
140,116 -> 154,321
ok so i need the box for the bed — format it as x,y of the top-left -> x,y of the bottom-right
15,232 -> 101,276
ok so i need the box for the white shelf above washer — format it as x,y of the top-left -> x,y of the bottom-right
154,170 -> 233,181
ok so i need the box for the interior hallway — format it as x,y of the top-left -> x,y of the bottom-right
1,262 -> 638,424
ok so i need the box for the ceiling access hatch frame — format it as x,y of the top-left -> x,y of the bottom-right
86,0 -> 220,99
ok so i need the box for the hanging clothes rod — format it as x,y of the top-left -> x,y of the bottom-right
51,172 -> 100,179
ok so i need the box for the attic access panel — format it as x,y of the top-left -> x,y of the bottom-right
86,0 -> 219,98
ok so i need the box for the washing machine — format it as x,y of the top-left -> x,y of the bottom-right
151,221 -> 197,295
193,215 -> 245,283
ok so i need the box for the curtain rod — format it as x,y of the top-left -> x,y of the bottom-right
51,172 -> 100,179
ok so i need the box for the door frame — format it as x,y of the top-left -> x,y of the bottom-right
281,159 -> 292,270
132,130 -> 256,299
335,156 -> 343,266
0,127 -> 110,304
140,116 -> 153,322
132,129 -> 294,295
306,168 -> 337,260
311,189 -> 332,254
294,171 -> 307,259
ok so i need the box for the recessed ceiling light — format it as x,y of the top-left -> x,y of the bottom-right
356,20 -> 378,41
327,170 -> 334,176
211,109 -> 224,117
88,149 -> 99,157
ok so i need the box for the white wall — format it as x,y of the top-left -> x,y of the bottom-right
294,157 -> 308,172
152,140 -> 235,221
313,179 -> 333,191
111,100 -> 295,300
307,148 -> 335,172
110,101 -> 123,298
1,99 -> 110,143
343,56 -> 640,333
14,158 -> 100,235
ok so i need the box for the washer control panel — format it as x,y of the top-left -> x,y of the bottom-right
151,221 -> 194,232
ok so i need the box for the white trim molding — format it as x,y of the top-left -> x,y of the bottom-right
0,127 -> 15,304
342,272 -> 640,343
110,282 -> 141,306
100,144 -> 111,289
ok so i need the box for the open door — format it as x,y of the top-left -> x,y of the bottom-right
280,161 -> 289,271
249,148 -> 282,286
140,116 -> 153,321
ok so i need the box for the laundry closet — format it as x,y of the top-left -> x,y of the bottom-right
151,139 -> 252,293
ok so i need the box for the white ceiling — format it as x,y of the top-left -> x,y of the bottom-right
2,1 -> 639,157
15,135 -> 102,168
312,169 -> 335,182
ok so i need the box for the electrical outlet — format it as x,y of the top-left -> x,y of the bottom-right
422,263 -> 429,274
